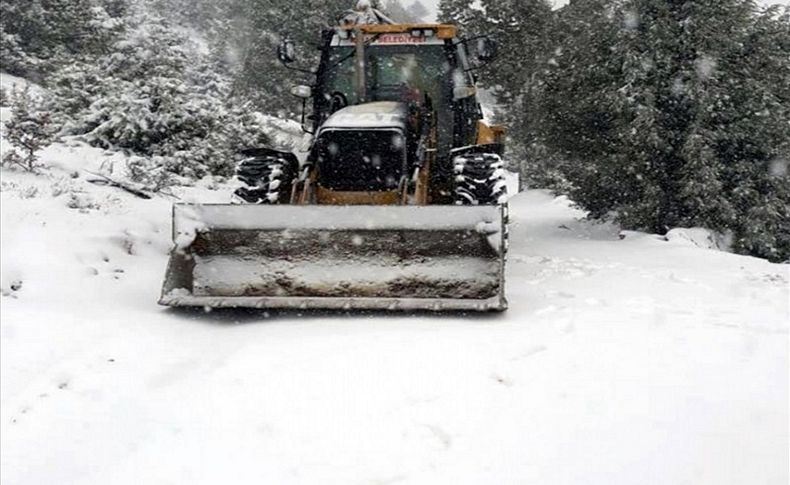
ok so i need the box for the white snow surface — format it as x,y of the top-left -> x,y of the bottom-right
321,101 -> 407,130
0,72 -> 47,99
192,254 -> 499,298
2,113 -> 789,484
665,227 -> 730,251
174,203 -> 502,231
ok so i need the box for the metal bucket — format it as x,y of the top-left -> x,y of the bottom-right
160,204 -> 507,312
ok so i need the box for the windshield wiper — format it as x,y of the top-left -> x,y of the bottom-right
325,33 -> 384,72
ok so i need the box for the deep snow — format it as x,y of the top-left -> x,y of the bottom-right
1,77 -> 789,485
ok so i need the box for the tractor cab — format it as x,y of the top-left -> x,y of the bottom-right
319,26 -> 457,111
282,22 -> 496,150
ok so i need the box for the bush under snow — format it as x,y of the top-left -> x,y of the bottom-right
48,8 -> 274,186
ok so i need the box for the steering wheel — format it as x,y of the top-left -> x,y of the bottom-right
329,91 -> 348,113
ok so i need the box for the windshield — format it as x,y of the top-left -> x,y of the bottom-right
324,45 -> 449,105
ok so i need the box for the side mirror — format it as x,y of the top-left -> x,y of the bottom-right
290,85 -> 312,99
277,37 -> 297,64
475,37 -> 498,62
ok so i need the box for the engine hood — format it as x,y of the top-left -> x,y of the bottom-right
321,102 -> 407,132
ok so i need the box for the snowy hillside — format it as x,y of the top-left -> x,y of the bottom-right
2,130 -> 788,483
3,0 -> 789,481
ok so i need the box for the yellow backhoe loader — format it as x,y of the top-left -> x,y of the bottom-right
160,3 -> 510,312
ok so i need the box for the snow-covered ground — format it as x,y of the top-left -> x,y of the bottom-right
2,89 -> 788,484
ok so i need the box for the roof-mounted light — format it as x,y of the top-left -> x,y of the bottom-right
410,28 -> 436,38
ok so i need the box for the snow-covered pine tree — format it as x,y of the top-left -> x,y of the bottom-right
0,1 -> 48,78
611,0 -> 790,261
540,0 -> 789,261
48,5 -> 273,184
535,2 -> 628,215
2,85 -> 54,172
717,5 -> 790,260
0,0 -> 122,80
48,60 -> 107,132
231,0 -> 350,114
477,0 -> 556,185
438,0 -> 478,25
101,0 -> 129,18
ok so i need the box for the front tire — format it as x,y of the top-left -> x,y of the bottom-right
453,153 -> 508,205
234,155 -> 297,204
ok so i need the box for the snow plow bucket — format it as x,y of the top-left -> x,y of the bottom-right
159,204 -> 508,312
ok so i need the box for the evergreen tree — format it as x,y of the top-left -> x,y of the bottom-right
477,0 -> 555,182
0,0 -> 123,80
540,0 -> 633,216
610,0 -> 789,260
49,6 -> 271,182
230,0 -> 350,114
438,0 -> 478,25
2,85 -> 54,172
540,0 -> 790,261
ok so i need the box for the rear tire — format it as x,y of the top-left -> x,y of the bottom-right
453,153 -> 508,206
234,155 -> 297,204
